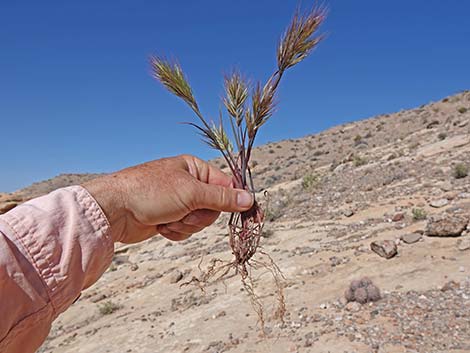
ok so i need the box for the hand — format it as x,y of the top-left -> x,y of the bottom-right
82,155 -> 253,244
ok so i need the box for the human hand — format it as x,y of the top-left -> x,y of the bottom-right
82,155 -> 253,244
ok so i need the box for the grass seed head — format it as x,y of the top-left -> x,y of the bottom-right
150,57 -> 199,112
223,72 -> 248,125
277,5 -> 326,72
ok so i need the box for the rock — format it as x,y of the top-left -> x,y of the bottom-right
401,233 -> 422,244
343,208 -> 354,217
112,254 -> 129,266
345,302 -> 361,312
458,238 -> 470,251
426,120 -> 439,129
429,198 -> 449,208
441,280 -> 459,292
444,191 -> 459,200
458,119 -> 469,128
425,214 -> 469,237
212,310 -> 226,319
370,240 -> 398,259
170,270 -> 183,284
439,181 -> 453,192
355,142 -> 368,150
0,202 -> 19,214
392,213 -> 405,222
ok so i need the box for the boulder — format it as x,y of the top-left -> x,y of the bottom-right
425,214 -> 468,237
370,240 -> 397,259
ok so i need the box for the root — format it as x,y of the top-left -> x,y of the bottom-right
183,196 -> 286,333
184,251 -> 286,333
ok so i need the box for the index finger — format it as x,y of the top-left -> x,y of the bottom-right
184,155 -> 234,188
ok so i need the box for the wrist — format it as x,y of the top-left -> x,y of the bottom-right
82,175 -> 129,243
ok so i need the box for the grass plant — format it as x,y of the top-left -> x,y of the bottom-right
151,4 -> 326,329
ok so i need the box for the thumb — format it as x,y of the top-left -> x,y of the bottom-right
193,182 -> 254,213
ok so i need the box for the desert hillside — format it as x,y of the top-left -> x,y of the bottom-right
2,90 -> 470,353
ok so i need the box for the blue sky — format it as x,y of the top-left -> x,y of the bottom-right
1,0 -> 469,192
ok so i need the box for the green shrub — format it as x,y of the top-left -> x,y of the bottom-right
353,155 -> 368,167
454,163 -> 468,179
412,208 -> 427,221
302,173 -> 320,190
98,301 -> 122,315
457,107 -> 468,114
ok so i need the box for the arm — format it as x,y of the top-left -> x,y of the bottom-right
0,155 -> 253,353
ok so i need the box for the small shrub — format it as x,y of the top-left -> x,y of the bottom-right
437,132 -> 447,141
457,107 -> 468,114
302,173 -> 320,190
99,301 -> 122,315
268,149 -> 275,154
454,163 -> 468,179
412,208 -> 427,221
353,134 -> 363,146
353,155 -> 367,167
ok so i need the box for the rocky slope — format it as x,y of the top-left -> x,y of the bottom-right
2,90 -> 470,353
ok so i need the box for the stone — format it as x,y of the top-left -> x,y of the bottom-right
458,119 -> 469,128
439,181 -> 453,192
444,191 -> 459,200
429,198 -> 449,208
170,270 -> 183,284
343,208 -> 354,217
425,214 -> 469,237
370,240 -> 398,259
345,301 -> 361,312
458,237 -> 470,251
426,120 -> 440,129
401,233 -> 422,244
392,213 -> 405,222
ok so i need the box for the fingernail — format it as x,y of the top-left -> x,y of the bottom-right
237,191 -> 253,208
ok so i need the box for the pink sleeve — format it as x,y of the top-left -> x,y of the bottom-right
0,185 -> 114,353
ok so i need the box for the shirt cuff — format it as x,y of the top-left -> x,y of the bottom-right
0,185 -> 114,317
